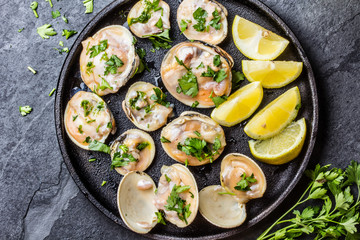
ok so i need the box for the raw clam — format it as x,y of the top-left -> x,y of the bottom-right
80,25 -> 139,96
160,111 -> 226,166
110,129 -> 155,175
64,91 -> 116,150
161,41 -> 233,108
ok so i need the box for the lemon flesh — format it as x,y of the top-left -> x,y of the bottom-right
249,118 -> 306,165
242,60 -> 303,88
211,82 -> 263,127
244,87 -> 301,140
232,15 -> 289,60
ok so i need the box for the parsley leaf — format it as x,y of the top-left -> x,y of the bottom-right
136,142 -> 149,151
209,91 -> 227,108
180,19 -> 188,33
83,0 -> 93,14
30,2 -> 39,18
104,55 -> 124,76
98,76 -> 113,91
177,137 -> 221,162
175,56 -> 191,71
37,24 -> 57,39
209,9 -> 222,30
201,66 -> 227,83
86,62 -> 95,75
213,55 -> 221,67
52,10 -> 61,19
111,145 -> 137,168
193,7 -> 207,32
150,88 -> 170,107
155,17 -> 163,30
155,211 -> 166,225
160,136 -> 171,143
178,71 -> 198,97
164,184 -> 192,224
144,29 -> 172,50
231,70 -> 245,92
196,62 -> 204,69
135,48 -> 150,74
19,106 -> 32,116
62,29 -> 77,39
45,0 -> 53,8
234,173 -> 257,191
62,15 -> 68,23
191,101 -> 199,108
89,40 -> 108,58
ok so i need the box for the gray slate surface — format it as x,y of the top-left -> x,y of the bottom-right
0,0 -> 359,239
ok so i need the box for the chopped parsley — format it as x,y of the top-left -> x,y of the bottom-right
164,184 -> 192,224
88,140 -> 110,154
88,158 -> 96,162
30,2 -> 39,18
129,91 -> 147,110
185,159 -> 189,167
144,29 -> 172,50
177,137 -> 221,162
234,173 -> 257,191
177,71 -> 198,97
45,0 -> 53,8
83,0 -> 94,14
194,131 -> 201,137
209,91 -> 227,108
150,88 -> 170,107
135,48 -> 150,74
111,145 -> 137,169
213,55 -> 221,67
81,100 -> 92,117
295,103 -> 302,110
155,211 -> 166,225
104,55 -> 124,76
18,28 -> 24,33
83,136 -> 91,143
48,88 -> 56,96
136,142 -> 149,151
89,40 -> 108,58
196,62 -> 204,69
209,9 -> 222,30
78,125 -> 83,134
86,119 -> 95,124
191,101 -> 199,108
160,136 -> 171,143
19,106 -> 32,116
165,174 -> 171,182
180,19 -> 188,34
99,76 -> 113,91
193,7 -> 207,32
27,66 -> 37,74
51,10 -> 61,19
101,180 -> 107,186
218,191 -> 235,196
37,24 -> 57,39
72,115 -> 78,121
231,70 -> 245,92
107,122 -> 113,129
201,66 -> 227,83
62,29 -> 77,39
62,15 -> 68,23
175,56 -> 191,71
155,17 -> 163,30
129,0 -> 161,25
86,62 -> 95,75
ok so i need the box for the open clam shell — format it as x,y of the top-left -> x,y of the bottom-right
161,41 -> 233,108
122,81 -> 173,131
154,164 -> 199,227
128,0 -> 171,38
110,129 -> 155,175
199,185 -> 247,228
117,171 -> 158,234
220,153 -> 267,203
80,25 -> 139,96
177,0 -> 228,45
64,91 -> 116,150
161,111 -> 226,166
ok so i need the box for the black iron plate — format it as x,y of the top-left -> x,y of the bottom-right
55,0 -> 318,239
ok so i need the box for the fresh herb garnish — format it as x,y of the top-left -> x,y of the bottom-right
49,88 -> 56,96
30,2 -> 39,18
136,142 -> 149,151
45,0 -> 53,8
231,70 -> 245,92
88,140 -> 110,154
72,115 -> 78,121
88,158 -> 96,162
150,88 -> 170,107
86,62 -> 95,75
104,55 -> 124,76
185,159 -> 189,167
101,180 -> 107,186
165,184 -> 192,224
86,119 -> 95,124
155,211 -> 166,225
89,40 -> 108,58
218,191 -> 235,196
37,24 -> 57,39
83,0 -> 93,14
111,146 -> 137,168
129,0 -> 160,25
180,19 -> 188,34
160,136 -> 171,143
209,9 -> 222,30
27,66 -> 37,74
52,10 -> 61,19
213,55 -> 221,67
194,131 -> 201,137
81,100 -> 92,116
258,161 -> 360,240
135,48 -> 150,74
234,173 -> 257,191
201,66 -> 227,83
62,15 -> 68,23
196,62 -> 204,69
177,137 -> 221,162
193,7 -> 207,32
18,28 -> 24,33
191,101 -> 199,108
106,122 -> 112,129
129,91 -> 147,110
62,29 -> 77,39
19,106 -> 32,116
295,103 -> 302,110
155,17 -> 163,30
78,125 -> 83,134
83,136 -> 91,143
209,91 -> 227,108
177,71 -> 198,97
165,174 -> 171,182
99,76 -> 113,91
144,29 -> 172,50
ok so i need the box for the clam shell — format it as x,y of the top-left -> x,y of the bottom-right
220,153 -> 267,203
161,111 -> 226,166
64,91 -> 116,150
79,25 -> 139,96
117,171 -> 157,234
161,41 -> 233,108
199,185 -> 247,228
122,81 -> 173,131
110,129 -> 155,175
177,0 -> 228,45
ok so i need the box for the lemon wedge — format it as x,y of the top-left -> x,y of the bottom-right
211,82 -> 263,127
242,60 -> 303,88
232,15 -> 289,60
244,87 -> 301,140
249,118 -> 306,165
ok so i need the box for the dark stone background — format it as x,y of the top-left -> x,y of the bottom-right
0,0 -> 358,239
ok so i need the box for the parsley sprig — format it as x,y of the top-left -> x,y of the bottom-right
177,137 -> 221,162
104,55 -> 124,76
128,0 -> 162,26
144,29 -> 172,50
258,161 -> 360,240
193,7 -> 207,32
111,144 -> 137,168
164,184 -> 192,224
235,173 -> 257,191
150,88 -> 170,107
175,56 -> 199,98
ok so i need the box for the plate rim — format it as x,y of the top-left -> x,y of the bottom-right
54,0 -> 319,239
